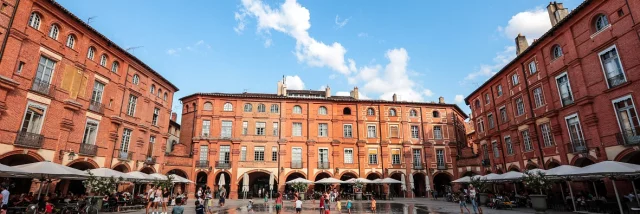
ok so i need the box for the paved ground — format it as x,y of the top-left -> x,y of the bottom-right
105,198 -> 578,214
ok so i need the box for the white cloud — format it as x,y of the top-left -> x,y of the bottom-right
335,15 -> 349,28
454,95 -> 464,104
166,49 -> 179,56
463,45 -> 515,84
423,89 -> 434,97
285,75 -> 305,90
165,40 -> 211,56
357,32 -> 368,38
501,8 -> 551,43
264,38 -> 273,47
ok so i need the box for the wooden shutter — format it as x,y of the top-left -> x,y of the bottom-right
60,65 -> 75,91
77,74 -> 88,98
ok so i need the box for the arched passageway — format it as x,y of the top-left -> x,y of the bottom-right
0,154 -> 39,194
214,172 -> 231,199
313,172 -> 332,192
389,173 -> 405,198
432,173 -> 452,198
338,172 -> 357,195
237,171 -> 277,199
366,173 -> 382,197
284,172 -> 306,196
412,173 -> 428,197
65,161 -> 96,195
167,169 -> 188,194
196,172 -> 208,189
113,164 -> 129,172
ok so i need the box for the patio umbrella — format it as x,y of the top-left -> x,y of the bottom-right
425,174 -> 431,192
401,174 -> 406,191
315,178 -> 344,184
87,168 -> 136,180
409,175 -> 414,191
269,172 -> 274,199
14,161 -> 88,200
498,171 -> 524,181
218,174 -> 226,186
168,174 -> 193,183
545,165 -> 581,177
127,171 -> 156,182
452,176 -> 471,183
150,173 -> 168,180
344,178 -> 371,183
0,163 -> 28,177
378,178 -> 402,184
242,173 -> 249,199
286,177 -> 313,184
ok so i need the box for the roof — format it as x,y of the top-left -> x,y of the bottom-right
464,0 -> 592,105
169,119 -> 180,129
46,0 -> 179,92
287,90 -> 326,96
180,92 -> 468,119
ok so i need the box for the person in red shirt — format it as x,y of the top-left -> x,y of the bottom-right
44,200 -> 53,214
319,195 -> 325,214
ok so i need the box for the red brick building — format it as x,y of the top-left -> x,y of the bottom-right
0,0 -> 178,193
175,82 -> 468,199
464,0 -> 640,192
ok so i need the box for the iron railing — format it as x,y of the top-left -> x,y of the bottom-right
196,160 -> 210,168
318,161 -> 330,169
14,131 -> 44,148
566,139 -> 589,154
31,79 -> 54,96
413,163 -> 424,170
79,143 -> 98,156
144,156 -> 157,165
215,161 -> 231,169
616,128 -> 640,146
561,96 -> 574,106
607,73 -> 626,88
116,150 -> 133,161
436,164 -> 447,170
291,161 -> 303,169
481,158 -> 491,166
88,101 -> 104,114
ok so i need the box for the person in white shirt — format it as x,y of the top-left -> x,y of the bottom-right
468,184 -> 482,214
146,186 -> 156,214
295,197 -> 303,214
0,186 -> 9,212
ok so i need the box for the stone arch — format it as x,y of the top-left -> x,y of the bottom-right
570,155 -> 597,167
67,158 -> 100,169
544,158 -> 561,169
112,163 -> 131,172
140,166 -> 156,174
525,163 -> 539,170
614,148 -> 639,162
236,169 -> 277,184
284,170 -> 308,180
0,150 -> 45,163
166,168 -> 189,179
508,165 -> 521,172
337,170 -> 358,179
312,171 -> 333,181
364,171 -> 382,179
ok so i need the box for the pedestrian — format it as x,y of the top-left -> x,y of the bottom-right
258,189 -> 262,198
195,200 -> 205,214
171,198 -> 184,214
319,195 -> 325,214
295,197 -> 303,214
433,189 -> 439,200
263,190 -> 268,203
468,184 -> 482,214
275,192 -> 283,214
146,185 -> 156,214
247,200 -> 254,213
162,187 -> 170,214
324,198 -> 330,214
0,186 -> 9,213
155,187 -> 163,214
346,199 -> 352,214
459,192 -> 471,214
206,191 -> 214,214
218,187 -> 226,207
371,197 -> 376,212
336,197 -> 342,211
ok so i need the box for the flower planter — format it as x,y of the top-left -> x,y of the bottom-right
299,193 -> 305,200
530,194 -> 547,213
355,192 -> 362,200
478,193 -> 489,205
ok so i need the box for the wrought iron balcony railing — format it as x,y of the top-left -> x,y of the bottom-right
116,150 -> 133,161
413,163 -> 424,170
196,160 -> 210,168
31,79 -> 54,96
291,161 -> 303,169
14,131 -> 44,148
215,161 -> 231,169
566,139 -> 589,154
607,73 -> 627,88
79,143 -> 98,156
318,161 -> 330,169
616,128 -> 640,146
88,100 -> 105,114
144,156 -> 157,165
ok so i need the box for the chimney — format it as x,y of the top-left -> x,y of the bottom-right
515,33 -> 529,55
325,85 -> 331,98
547,1 -> 569,26
171,112 -> 177,122
350,87 -> 359,100
277,80 -> 283,96
392,93 -> 397,101
439,96 -> 445,104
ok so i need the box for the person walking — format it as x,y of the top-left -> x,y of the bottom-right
275,192 -> 283,214
459,192 -> 471,214
0,186 -> 9,213
171,198 -> 184,214
295,197 -> 303,214
346,199 -> 352,214
468,184 -> 482,214
146,185 -> 156,214
371,197 -> 377,213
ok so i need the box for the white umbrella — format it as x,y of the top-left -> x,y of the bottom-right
401,174 -> 406,191
344,178 -> 371,184
126,171 -> 156,182
452,176 -> 471,183
526,168 -> 547,175
425,174 -> 431,192
498,171 -> 524,181
286,178 -> 313,184
150,173 -> 168,180
378,178 -> 402,184
315,177 -> 344,184
218,174 -> 226,186
0,163 -> 28,177
168,174 -> 194,183
269,173 -> 275,199
409,175 -> 414,190
372,178 -> 382,184
242,173 -> 249,192
545,165 -> 581,177
87,168 -> 136,180
14,161 -> 87,179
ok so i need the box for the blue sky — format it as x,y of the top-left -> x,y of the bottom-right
58,0 -> 582,116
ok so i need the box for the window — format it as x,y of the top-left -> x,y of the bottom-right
243,103 -> 252,112
255,122 -> 266,135
410,109 -> 418,117
20,102 -> 47,134
318,123 -> 328,137
150,84 -> 155,95
343,107 -> 352,115
594,14 -> 609,32
475,100 -> 481,109
16,61 -> 25,74
292,148 -> 302,163
270,104 -> 279,113
132,74 -> 139,85
293,105 -> 302,114
500,106 -> 508,123
556,73 -> 574,106
613,96 -> 640,144
368,149 -> 378,164
242,121 -> 248,135
533,87 -> 545,108
35,56 -> 55,84
164,93 -> 168,101
219,146 -> 230,163
147,136 -> 155,157
28,12 -> 40,29
272,122 -> 279,136
48,24 -> 59,39
221,121 -> 232,138
482,144 -> 489,159
411,125 -> 419,138
292,122 -> 302,136
126,95 -> 137,116
389,109 -> 397,116
257,104 -> 266,112
413,149 -> 422,166
343,124 -> 353,138
497,85 -> 503,96
540,123 -> 554,147
391,149 -> 401,164
223,102 -> 233,111
529,61 -> 537,74
111,61 -> 119,73
254,147 -> 265,161
552,45 -> 563,59
318,148 -> 329,165
87,47 -> 95,60
318,106 -> 328,115
201,120 -> 210,137
152,108 -> 160,126
599,46 -> 626,88
199,145 -> 208,161
120,129 -> 132,152
100,54 -> 107,66
203,102 -> 213,111
522,130 -> 533,151
516,97 -> 525,116
433,126 -> 442,139
492,142 -> 500,158
157,89 -> 162,97
488,114 -> 495,129
66,34 -> 75,48
90,81 -> 104,105
271,147 -> 278,162
477,118 -> 485,133
344,149 -> 354,164
505,136 -> 514,155
485,94 -> 490,104
82,119 -> 99,145
367,125 -> 377,138
436,149 -> 445,166
432,111 -> 440,118
240,146 -> 247,161
512,74 -> 519,85
367,108 -> 375,116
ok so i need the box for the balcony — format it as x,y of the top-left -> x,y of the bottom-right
291,161 -> 303,169
79,143 -> 97,156
481,158 -> 491,167
88,101 -> 105,114
144,156 -> 157,165
413,163 -> 424,170
561,97 -> 574,106
436,164 -> 447,170
566,139 -> 589,154
318,161 -> 330,169
607,73 -> 626,88
115,150 -> 133,161
196,160 -> 210,168
31,79 -> 54,96
616,128 -> 640,146
14,131 -> 44,148
215,161 -> 231,169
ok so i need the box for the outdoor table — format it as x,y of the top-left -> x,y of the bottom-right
7,206 -> 27,214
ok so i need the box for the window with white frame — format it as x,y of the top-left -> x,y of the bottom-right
413,149 -> 422,166
203,102 -> 213,111
111,61 -> 119,73
244,103 -> 252,112
433,126 -> 442,139
132,74 -> 139,85
199,145 -> 208,161
49,24 -> 59,39
87,47 -> 95,60
28,12 -> 41,29
613,96 -> 640,144
552,45 -> 563,59
292,148 -> 302,163
126,95 -> 137,116
257,104 -> 266,112
485,93 -> 490,104
482,144 -> 488,159
255,122 -> 266,135
240,146 -> 247,161
220,146 -> 230,163
389,108 -> 397,116
516,97 -> 525,116
436,149 -> 445,166
595,14 -> 609,32
522,130 -> 533,151
120,129 -> 132,152
272,147 -> 278,162
367,125 -> 377,138
389,125 -> 399,138
201,120 -> 210,137
391,149 -> 401,164
223,102 -> 233,111
318,123 -> 328,137
529,61 -> 537,74
500,106 -> 508,123
82,119 -> 99,145
512,74 -> 519,86
540,123 -> 554,147
488,113 -> 495,129
273,122 -> 279,136
599,46 -> 626,88
410,110 -> 418,117
100,54 -> 108,66
497,85 -> 503,96
318,106 -> 328,115
343,124 -> 353,138
505,136 -> 514,155
477,118 -> 485,133
152,108 -> 160,126
150,85 -> 155,95
533,87 -> 545,108
344,149 -> 354,164
91,81 -> 104,105
270,104 -> 279,113
368,149 -> 378,164
556,73 -> 574,106
411,125 -> 419,138
367,108 -> 375,116
242,121 -> 248,135
293,105 -> 302,114
66,34 -> 76,48
221,121 -> 232,138
254,146 -> 264,161
35,56 -> 55,84
292,122 -> 302,136
492,141 -> 500,158
318,148 -> 329,164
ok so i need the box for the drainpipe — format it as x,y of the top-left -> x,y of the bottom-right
377,105 -> 385,178
488,86 -> 508,170
355,104 -> 361,176
0,0 -> 20,62
519,62 -> 546,169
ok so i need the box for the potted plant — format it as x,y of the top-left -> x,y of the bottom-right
82,171 -> 124,211
523,170 -> 552,213
291,182 -> 308,200
469,176 -> 489,205
353,181 -> 364,200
